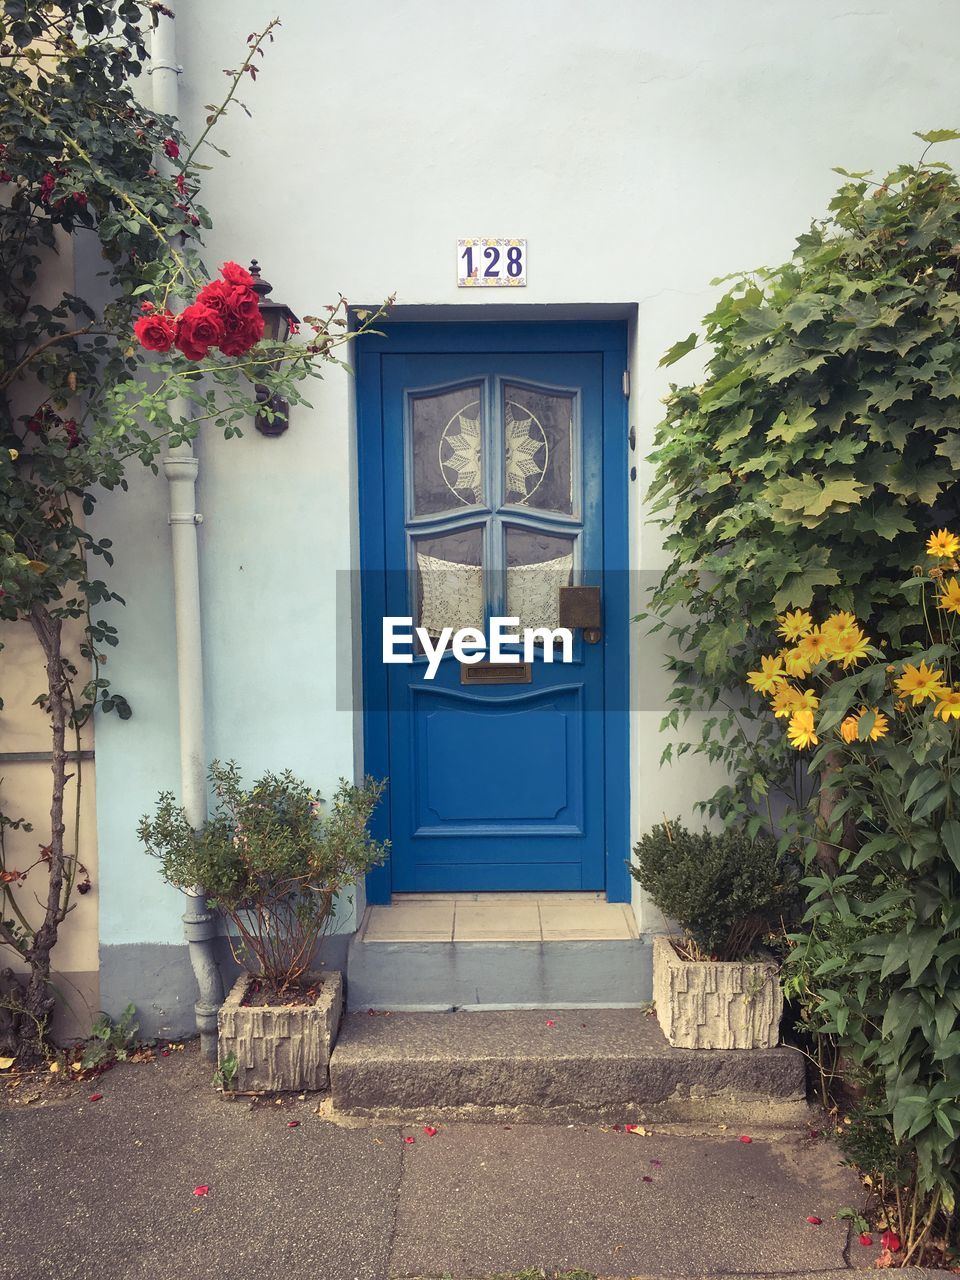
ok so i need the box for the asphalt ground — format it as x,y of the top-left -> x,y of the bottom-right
0,1041 -> 921,1280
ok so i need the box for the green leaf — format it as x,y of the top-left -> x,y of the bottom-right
942,819 -> 960,873
879,933 -> 913,982
904,768 -> 943,812
807,477 -> 869,516
659,333 -> 698,367
772,566 -> 841,611
855,505 -> 915,542
908,928 -> 942,985
915,129 -> 960,144
754,343 -> 827,384
766,403 -> 818,444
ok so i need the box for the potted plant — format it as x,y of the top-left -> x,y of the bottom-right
631,820 -> 795,1049
139,762 -> 388,1090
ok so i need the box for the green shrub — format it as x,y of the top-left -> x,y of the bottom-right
645,139 -> 960,828
139,762 -> 388,992
630,820 -> 795,959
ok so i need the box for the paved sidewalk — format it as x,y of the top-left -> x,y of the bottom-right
0,1043 -> 919,1280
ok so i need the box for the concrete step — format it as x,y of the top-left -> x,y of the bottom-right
329,1007 -> 810,1126
345,932 -> 651,1011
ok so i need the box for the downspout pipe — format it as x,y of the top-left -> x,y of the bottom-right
151,12 -> 223,1059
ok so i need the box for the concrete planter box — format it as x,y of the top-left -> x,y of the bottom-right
218,970 -> 343,1092
653,935 -> 782,1050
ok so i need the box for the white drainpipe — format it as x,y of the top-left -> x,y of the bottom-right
150,11 -> 223,1059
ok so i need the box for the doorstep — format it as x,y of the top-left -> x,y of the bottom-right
346,895 -> 649,1011
328,1006 -> 810,1126
362,892 -> 638,943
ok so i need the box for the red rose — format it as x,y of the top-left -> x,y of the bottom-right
134,308 -> 177,353
163,138 -> 180,160
219,306 -> 264,357
191,278 -> 263,357
195,279 -> 234,316
38,172 -> 55,203
174,304 -> 224,361
220,261 -> 254,288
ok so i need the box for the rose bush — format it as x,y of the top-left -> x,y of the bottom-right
0,1 -> 390,1062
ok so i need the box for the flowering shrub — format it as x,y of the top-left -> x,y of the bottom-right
139,763 -> 389,993
750,530 -> 960,1261
645,138 -> 960,829
748,527 -> 960,758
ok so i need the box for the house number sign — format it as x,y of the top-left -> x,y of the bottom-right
458,238 -> 526,288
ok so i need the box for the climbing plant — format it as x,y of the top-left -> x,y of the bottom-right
0,0 -> 388,1061
645,132 -> 960,829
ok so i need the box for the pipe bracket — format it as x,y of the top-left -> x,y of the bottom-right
168,512 -> 203,525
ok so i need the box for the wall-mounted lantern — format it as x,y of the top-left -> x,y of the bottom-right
249,259 -> 299,437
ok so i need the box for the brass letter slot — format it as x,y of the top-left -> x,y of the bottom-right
460,662 -> 532,685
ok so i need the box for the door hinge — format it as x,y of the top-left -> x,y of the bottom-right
622,370 -> 630,398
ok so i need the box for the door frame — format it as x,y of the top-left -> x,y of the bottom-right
355,321 -> 630,904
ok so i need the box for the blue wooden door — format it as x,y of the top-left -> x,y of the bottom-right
357,324 -> 629,901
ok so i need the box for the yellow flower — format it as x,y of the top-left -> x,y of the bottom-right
895,660 -> 949,705
797,628 -> 831,665
926,529 -> 960,559
770,685 -> 818,720
770,685 -> 797,719
7,448 -> 17,461
777,609 -> 814,641
794,688 -> 819,714
862,707 -> 889,741
841,706 -> 888,743
840,714 -> 860,743
781,647 -> 812,679
935,687 -> 960,722
747,653 -> 785,695
821,611 -> 858,638
830,626 -> 872,669
938,578 -> 960,615
787,706 -> 819,750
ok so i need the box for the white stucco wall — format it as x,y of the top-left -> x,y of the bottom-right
91,0 -> 960,948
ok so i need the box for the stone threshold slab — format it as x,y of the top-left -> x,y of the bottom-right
330,1007 -> 809,1126
362,897 -> 639,943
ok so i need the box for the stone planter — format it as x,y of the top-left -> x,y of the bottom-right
652,934 -> 782,1050
218,970 -> 343,1092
